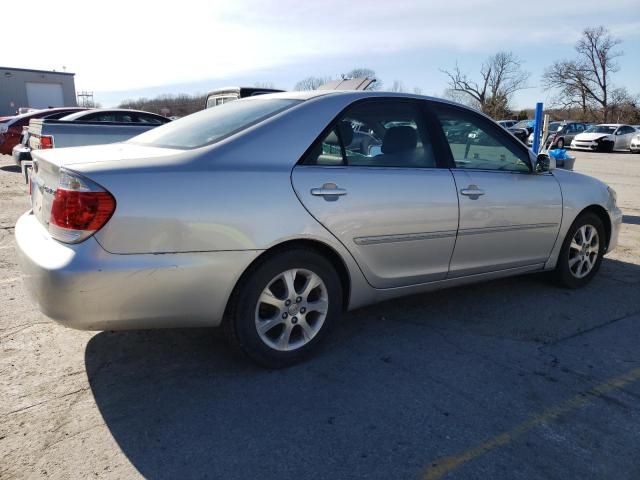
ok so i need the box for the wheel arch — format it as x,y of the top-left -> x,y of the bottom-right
578,204 -> 612,249
224,238 -> 352,318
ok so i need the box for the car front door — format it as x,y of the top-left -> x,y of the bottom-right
431,102 -> 563,278
292,99 -> 459,288
614,126 -> 635,149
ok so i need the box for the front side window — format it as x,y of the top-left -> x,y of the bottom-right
130,98 -> 300,149
434,105 -> 530,172
305,101 -> 436,168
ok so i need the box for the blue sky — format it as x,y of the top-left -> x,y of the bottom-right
4,0 -> 640,109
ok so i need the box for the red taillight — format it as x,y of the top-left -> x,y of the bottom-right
50,190 -> 115,231
48,169 -> 116,243
39,135 -> 54,149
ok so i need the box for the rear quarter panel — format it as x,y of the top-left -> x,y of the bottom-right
69,94 -> 376,310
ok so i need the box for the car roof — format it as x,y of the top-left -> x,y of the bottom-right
249,89 -> 473,106
5,107 -> 86,125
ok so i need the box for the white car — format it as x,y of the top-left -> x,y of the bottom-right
631,132 -> 640,153
526,121 -> 562,147
570,124 -> 637,152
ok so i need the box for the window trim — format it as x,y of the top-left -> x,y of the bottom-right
299,97 -> 450,169
427,100 -> 534,173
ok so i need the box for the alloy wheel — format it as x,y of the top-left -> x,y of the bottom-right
254,269 -> 329,351
568,224 -> 599,279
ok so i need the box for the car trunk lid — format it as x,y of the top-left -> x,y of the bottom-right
29,143 -> 178,231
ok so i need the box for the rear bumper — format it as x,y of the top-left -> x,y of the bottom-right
12,145 -> 31,164
15,211 -> 260,330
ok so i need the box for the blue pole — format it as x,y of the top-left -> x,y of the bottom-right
531,102 -> 543,154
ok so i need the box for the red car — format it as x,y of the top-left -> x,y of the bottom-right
0,107 -> 86,156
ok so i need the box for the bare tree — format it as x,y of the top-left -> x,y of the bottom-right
441,51 -> 529,118
254,81 -> 276,89
293,76 -> 331,91
390,80 -> 405,92
442,88 -> 481,110
542,60 -> 593,119
119,93 -> 207,117
542,26 -> 622,122
413,87 -> 423,95
608,87 -> 640,124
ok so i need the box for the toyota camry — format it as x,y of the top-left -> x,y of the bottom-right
16,91 -> 622,367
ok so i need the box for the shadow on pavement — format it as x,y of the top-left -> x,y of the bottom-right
85,257 -> 640,479
0,165 -> 21,173
623,215 -> 640,226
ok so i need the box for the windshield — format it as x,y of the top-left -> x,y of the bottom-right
585,125 -> 617,134
513,120 -> 533,129
548,122 -> 561,132
130,98 -> 301,149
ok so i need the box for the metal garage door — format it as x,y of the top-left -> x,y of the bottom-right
25,82 -> 64,108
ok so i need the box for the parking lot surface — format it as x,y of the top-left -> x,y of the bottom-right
1,151 -> 639,479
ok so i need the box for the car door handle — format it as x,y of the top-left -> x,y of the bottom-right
311,183 -> 347,198
460,185 -> 485,199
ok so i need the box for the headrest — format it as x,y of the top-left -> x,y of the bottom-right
325,120 -> 354,147
382,126 -> 417,154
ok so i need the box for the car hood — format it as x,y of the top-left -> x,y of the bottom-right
573,132 -> 612,141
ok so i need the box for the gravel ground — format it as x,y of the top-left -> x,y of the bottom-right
1,151 -> 639,480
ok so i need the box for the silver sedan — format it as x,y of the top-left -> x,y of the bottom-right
16,91 -> 623,367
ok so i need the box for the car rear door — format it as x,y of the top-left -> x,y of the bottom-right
291,99 -> 459,288
430,102 -> 562,278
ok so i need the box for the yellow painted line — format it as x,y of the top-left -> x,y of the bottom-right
423,366 -> 640,480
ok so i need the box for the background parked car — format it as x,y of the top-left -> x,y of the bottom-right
549,122 -> 589,149
0,107 -> 86,156
571,124 -> 637,152
205,87 -> 284,109
497,120 -> 518,129
527,121 -> 562,147
508,119 -> 534,143
59,108 -> 169,124
630,131 -> 640,153
24,108 -> 171,157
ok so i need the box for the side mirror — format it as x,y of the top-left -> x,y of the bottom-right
535,153 -> 555,173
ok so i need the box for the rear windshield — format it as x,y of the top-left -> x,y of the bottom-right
129,98 -> 300,149
513,120 -> 533,129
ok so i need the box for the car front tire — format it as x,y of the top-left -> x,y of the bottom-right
224,248 -> 342,368
553,212 -> 605,288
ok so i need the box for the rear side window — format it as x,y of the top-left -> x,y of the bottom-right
434,104 -> 530,172
305,100 -> 437,168
135,114 -> 166,124
130,98 -> 300,149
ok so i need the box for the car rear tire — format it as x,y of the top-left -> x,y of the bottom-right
223,248 -> 342,368
553,212 -> 605,289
